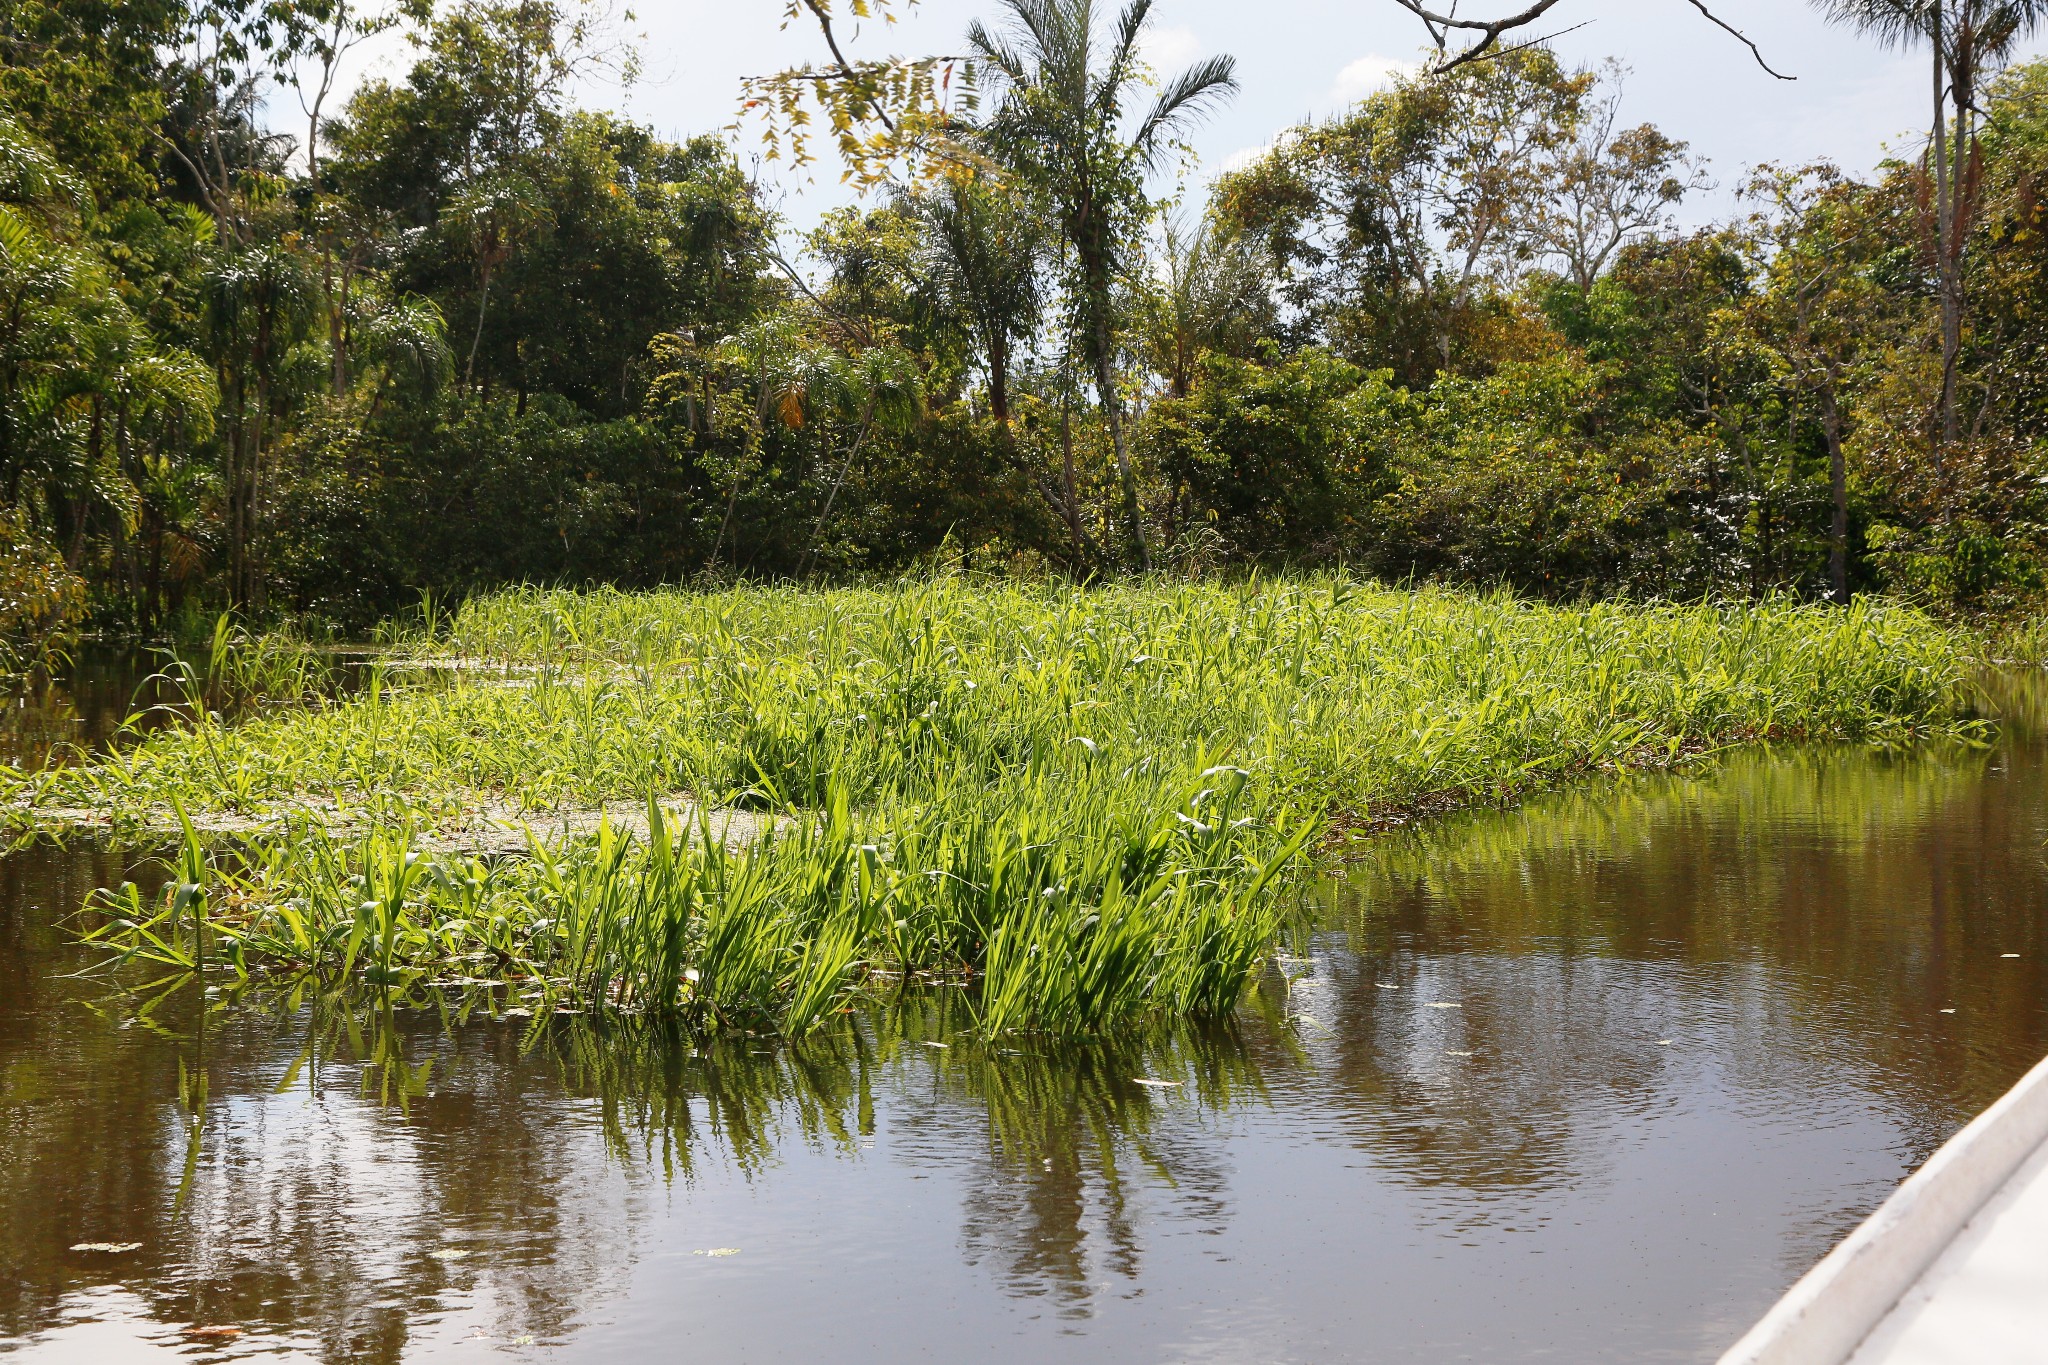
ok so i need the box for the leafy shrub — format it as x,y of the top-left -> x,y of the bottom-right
1140,346 -> 1404,562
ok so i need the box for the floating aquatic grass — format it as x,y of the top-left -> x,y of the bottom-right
42,575 -> 1971,1035
142,612 -> 352,721
84,768 -> 1307,1036
18,579 -> 1966,827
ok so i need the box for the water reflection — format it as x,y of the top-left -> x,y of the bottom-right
2,968 -> 1279,1360
0,670 -> 2043,1362
1339,733 -> 2047,1123
0,651 -> 175,770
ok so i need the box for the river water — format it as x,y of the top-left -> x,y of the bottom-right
2,666 -> 2044,1363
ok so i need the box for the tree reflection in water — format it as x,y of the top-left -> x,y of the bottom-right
1,669 -> 2045,1362
2,922 -> 1293,1362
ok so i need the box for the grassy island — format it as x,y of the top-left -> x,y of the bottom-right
21,578 -> 1967,1036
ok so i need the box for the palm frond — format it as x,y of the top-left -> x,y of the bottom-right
964,19 -> 1031,88
1133,54 -> 1240,167
1102,0 -> 1156,106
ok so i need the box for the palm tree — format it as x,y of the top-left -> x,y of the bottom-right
449,171 -> 550,391
898,175 -> 1046,430
1141,213 -> 1274,399
358,296 -> 454,417
966,0 -> 1238,570
1813,0 -> 2048,442
204,243 -> 316,608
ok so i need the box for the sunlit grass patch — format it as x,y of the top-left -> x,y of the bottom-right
36,575 -> 1969,1035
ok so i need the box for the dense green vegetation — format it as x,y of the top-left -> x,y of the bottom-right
26,580 -> 1966,1033
0,0 -> 2044,663
0,0 -> 2027,1031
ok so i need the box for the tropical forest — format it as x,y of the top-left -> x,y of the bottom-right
1,1 -> 2046,1360
4,0 -> 2046,636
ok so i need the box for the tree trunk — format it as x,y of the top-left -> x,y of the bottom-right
1945,20 -> 1976,452
339,253 -> 357,392
327,247 -> 347,397
2,297 -> 22,496
988,332 -> 1011,430
145,515 -> 164,631
802,408 -> 874,578
114,404 -> 140,621
1058,383 -> 1087,564
1823,386 -> 1848,605
1072,208 -> 1149,572
226,373 -> 248,607
250,375 -> 270,614
64,402 -> 102,571
1086,306 -> 1148,573
1932,3 -> 1958,447
467,262 -> 494,390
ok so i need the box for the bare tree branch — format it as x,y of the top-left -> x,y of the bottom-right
1390,0 -> 1796,80
1389,0 -> 1571,71
1463,22 -> 1596,67
1680,0 -> 1795,80
766,246 -> 877,351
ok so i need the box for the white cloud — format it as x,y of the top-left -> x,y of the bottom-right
1205,128 -> 1310,181
1142,24 -> 1203,74
1217,143 -> 1273,175
1329,54 -> 1417,104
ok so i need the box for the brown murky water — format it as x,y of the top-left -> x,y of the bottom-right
2,667 -> 2044,1363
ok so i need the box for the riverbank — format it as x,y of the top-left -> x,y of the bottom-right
10,578 -> 1972,1034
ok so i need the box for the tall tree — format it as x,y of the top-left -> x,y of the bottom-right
1215,48 -> 1587,380
294,0 -> 395,396
1534,65 -> 1709,292
966,0 -> 1238,570
203,242 -> 314,608
1815,0 -> 2048,442
1736,167 -> 1902,603
1138,213 -> 1275,399
0,111 -> 215,626
0,0 -> 184,206
899,175 -> 1046,429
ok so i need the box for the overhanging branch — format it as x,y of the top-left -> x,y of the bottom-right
1389,0 -> 1570,71
1680,0 -> 1794,81
1389,0 -> 1795,80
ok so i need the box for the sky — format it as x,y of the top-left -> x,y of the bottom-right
322,0 -> 2048,237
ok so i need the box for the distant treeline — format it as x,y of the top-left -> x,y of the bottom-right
1,0 -> 2044,646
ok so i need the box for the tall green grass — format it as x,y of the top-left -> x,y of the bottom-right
39,576 -> 1969,1035
1978,610 -> 2048,667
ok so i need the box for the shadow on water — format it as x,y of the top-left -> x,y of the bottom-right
0,662 -> 2044,1362
0,638 -> 364,772
0,650 -> 187,769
